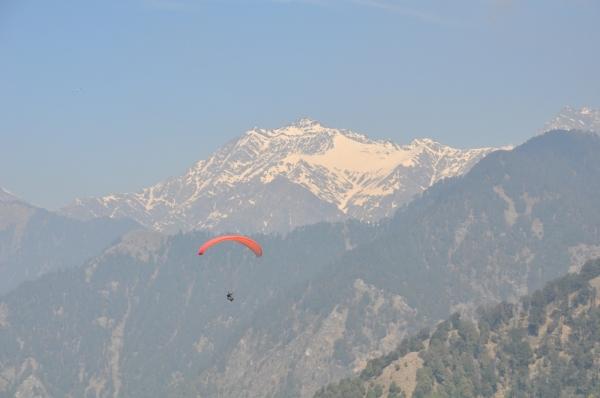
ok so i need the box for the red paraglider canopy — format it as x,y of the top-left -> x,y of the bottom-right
198,235 -> 263,257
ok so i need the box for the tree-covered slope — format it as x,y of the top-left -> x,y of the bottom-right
0,220 -> 375,397
315,259 -> 600,398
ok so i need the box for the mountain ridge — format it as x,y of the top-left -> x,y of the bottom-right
0,187 -> 23,204
315,258 -> 600,398
0,190 -> 140,294
61,119 -> 501,234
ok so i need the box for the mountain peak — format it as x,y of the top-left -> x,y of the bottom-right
292,117 -> 322,129
245,118 -> 329,139
62,120 -> 501,233
276,117 -> 329,136
0,187 -> 22,203
409,137 -> 441,147
543,106 -> 600,133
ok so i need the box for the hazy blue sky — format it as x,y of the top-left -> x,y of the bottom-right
1,0 -> 599,209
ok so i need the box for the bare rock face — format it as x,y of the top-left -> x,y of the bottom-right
61,119 -> 500,234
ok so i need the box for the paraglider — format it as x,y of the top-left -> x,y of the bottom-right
197,235 -> 263,302
198,235 -> 263,257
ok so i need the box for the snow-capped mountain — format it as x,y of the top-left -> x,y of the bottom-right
61,119 -> 501,233
543,106 -> 600,133
0,187 -> 21,203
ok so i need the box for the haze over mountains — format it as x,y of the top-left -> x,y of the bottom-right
2,107 -> 585,294
1,107 -> 600,397
0,188 -> 139,294
6,105 -> 594,238
2,129 -> 600,397
60,118 -> 500,234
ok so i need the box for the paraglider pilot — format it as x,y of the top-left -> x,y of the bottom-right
197,235 -> 262,304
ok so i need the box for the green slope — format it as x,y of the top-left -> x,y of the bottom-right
315,259 -> 600,398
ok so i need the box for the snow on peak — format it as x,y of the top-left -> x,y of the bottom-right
271,118 -> 330,137
543,106 -> 600,133
410,137 -> 438,146
62,119 -> 501,233
0,187 -> 22,203
292,117 -> 322,129
282,131 -> 411,175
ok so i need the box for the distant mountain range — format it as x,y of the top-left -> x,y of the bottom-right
2,130 -> 600,397
0,187 -> 139,294
60,119 -> 501,234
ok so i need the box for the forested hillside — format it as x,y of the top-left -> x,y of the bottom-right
315,259 -> 600,398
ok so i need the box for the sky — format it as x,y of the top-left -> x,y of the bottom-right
1,0 -> 599,209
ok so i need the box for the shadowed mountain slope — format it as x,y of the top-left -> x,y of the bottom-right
0,189 -> 139,294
